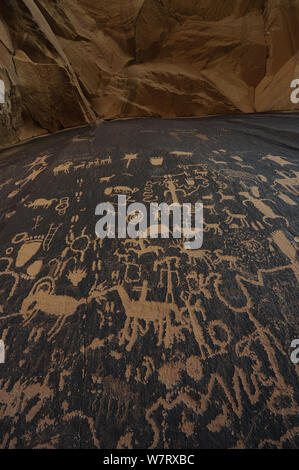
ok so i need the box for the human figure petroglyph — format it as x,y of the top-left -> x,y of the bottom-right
32,215 -> 44,230
163,177 -> 185,204
146,306 -> 296,445
62,227 -> 91,262
15,166 -> 46,189
25,154 -> 51,170
240,191 -> 290,227
113,249 -> 141,283
153,257 -> 181,303
185,272 -> 214,303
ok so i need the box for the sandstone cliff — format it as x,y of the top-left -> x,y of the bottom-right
0,0 -> 299,146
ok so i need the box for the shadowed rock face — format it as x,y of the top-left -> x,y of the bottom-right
0,0 -> 299,146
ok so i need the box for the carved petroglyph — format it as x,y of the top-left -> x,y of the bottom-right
100,156 -> 112,165
55,198 -> 70,216
53,162 -> 73,175
25,198 -> 57,210
123,153 -> 138,169
262,155 -> 296,167
150,157 -> 164,166
240,191 -> 290,227
100,175 -> 115,183
0,121 -> 298,449
169,151 -> 193,157
271,231 -> 299,282
274,171 -> 299,196
18,277 -> 86,339
224,209 -> 249,228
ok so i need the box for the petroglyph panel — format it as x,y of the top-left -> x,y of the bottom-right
0,115 -> 298,449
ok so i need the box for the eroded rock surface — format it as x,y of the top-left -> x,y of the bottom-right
0,0 -> 299,146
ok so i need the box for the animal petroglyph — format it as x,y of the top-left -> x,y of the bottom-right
100,156 -> 112,165
18,277 -> 86,339
104,186 -> 139,196
204,223 -> 223,236
25,198 -> 57,210
240,192 -> 290,227
53,162 -> 73,175
100,175 -> 115,183
96,281 -> 190,351
224,209 -> 249,228
122,239 -> 164,259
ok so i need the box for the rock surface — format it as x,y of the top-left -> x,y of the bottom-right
0,113 -> 298,448
0,0 -> 299,146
